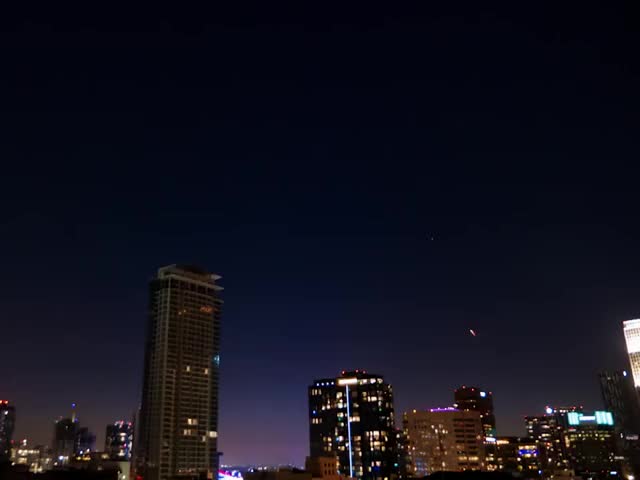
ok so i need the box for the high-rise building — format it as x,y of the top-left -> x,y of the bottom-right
403,407 -> 485,476
623,320 -> 640,387
599,370 -> 640,435
525,406 -> 581,475
308,370 -> 398,480
600,370 -> 640,478
53,417 -> 78,464
0,400 -> 15,463
453,386 -> 496,438
106,421 -> 134,460
560,410 -> 619,479
453,387 -> 496,470
137,265 -> 223,480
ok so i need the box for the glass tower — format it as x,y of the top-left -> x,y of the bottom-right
623,319 -> 640,387
309,370 -> 398,480
136,265 -> 223,480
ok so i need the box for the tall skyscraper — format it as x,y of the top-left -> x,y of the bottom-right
403,408 -> 485,476
623,319 -> 640,387
106,421 -> 134,460
0,400 -> 15,463
308,370 -> 398,480
137,265 -> 223,480
453,386 -> 496,438
525,406 -> 582,476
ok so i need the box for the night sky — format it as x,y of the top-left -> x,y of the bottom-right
2,2 -> 640,467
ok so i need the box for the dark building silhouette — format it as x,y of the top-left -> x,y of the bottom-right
105,421 -> 133,460
424,472 -> 517,480
0,400 -> 15,463
599,370 -> 640,435
599,369 -> 640,476
53,417 -> 78,464
453,387 -> 496,438
136,265 -> 223,480
75,427 -> 96,455
309,370 -> 398,480
52,404 -> 96,465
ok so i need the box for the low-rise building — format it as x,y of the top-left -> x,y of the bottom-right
403,408 -> 485,476
493,436 -> 541,477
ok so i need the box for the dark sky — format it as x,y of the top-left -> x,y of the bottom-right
1,2 -> 640,467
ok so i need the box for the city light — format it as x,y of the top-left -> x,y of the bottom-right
568,411 -> 614,426
337,378 -> 358,386
219,470 -> 243,480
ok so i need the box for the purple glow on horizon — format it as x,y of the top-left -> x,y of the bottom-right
429,407 -> 459,412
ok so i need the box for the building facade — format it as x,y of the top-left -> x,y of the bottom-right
623,320 -> 640,387
0,400 -> 15,463
305,456 -> 341,480
137,265 -> 223,480
403,408 -> 485,476
599,369 -> 640,477
453,387 -> 496,470
525,406 -> 581,476
599,370 -> 640,435
106,421 -> 134,460
493,436 -> 541,477
308,370 -> 398,480
560,411 -> 619,479
453,387 -> 496,438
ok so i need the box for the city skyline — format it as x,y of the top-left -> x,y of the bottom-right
4,315 -> 636,467
2,2 -> 640,469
